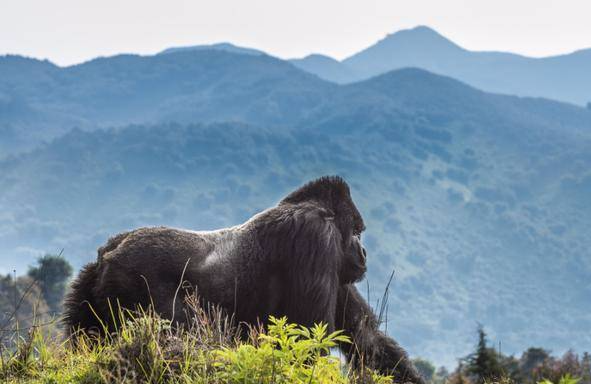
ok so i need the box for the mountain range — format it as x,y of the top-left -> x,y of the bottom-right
291,26 -> 591,106
0,50 -> 333,155
0,39 -> 590,368
133,26 -> 591,106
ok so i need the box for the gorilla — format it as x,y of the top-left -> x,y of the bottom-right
64,176 -> 424,383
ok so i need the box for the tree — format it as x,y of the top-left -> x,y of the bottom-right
448,361 -> 469,384
413,357 -> 436,382
519,347 -> 551,383
0,274 -> 49,347
499,354 -> 521,383
433,366 -> 450,384
535,350 -> 583,383
581,352 -> 591,384
560,350 -> 582,379
27,254 -> 72,314
466,325 -> 503,384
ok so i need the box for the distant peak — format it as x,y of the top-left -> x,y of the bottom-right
380,25 -> 462,49
210,42 -> 237,49
293,54 -> 340,63
342,25 -> 464,66
405,25 -> 439,34
159,43 -> 265,56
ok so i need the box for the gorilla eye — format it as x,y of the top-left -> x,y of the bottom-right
354,224 -> 365,236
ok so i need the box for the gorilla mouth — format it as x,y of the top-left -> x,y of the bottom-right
356,247 -> 368,281
345,258 -> 367,284
353,268 -> 367,284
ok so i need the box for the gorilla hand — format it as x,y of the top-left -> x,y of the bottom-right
336,284 -> 426,384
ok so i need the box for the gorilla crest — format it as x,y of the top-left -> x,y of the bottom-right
64,176 -> 425,383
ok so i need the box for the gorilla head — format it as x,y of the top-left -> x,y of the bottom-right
279,176 -> 367,284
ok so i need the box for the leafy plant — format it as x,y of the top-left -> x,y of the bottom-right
214,316 -> 352,384
539,374 -> 581,384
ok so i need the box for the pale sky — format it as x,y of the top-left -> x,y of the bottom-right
1,0 -> 590,66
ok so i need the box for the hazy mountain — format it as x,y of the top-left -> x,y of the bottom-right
4,29 -> 591,156
343,26 -> 472,77
289,54 -> 359,83
0,50 -> 334,156
159,42 -> 265,56
1,50 -> 590,367
290,26 -> 591,106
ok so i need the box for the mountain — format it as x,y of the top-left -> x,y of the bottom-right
342,26 -> 471,78
3,28 -> 591,156
1,50 -> 590,367
290,26 -> 591,106
159,42 -> 265,56
0,50 -> 334,156
289,54 -> 359,83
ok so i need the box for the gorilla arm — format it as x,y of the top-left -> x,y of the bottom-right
336,284 -> 425,384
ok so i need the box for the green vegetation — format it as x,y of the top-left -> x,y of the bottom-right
1,311 -> 587,384
1,271 -> 589,384
0,304 -> 392,384
466,325 -> 503,383
444,326 -> 591,384
539,375 -> 581,384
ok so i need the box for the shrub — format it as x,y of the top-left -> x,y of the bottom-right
0,301 -> 393,384
214,316 -> 358,384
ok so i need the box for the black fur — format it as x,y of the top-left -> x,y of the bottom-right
63,263 -> 102,336
63,176 -> 424,383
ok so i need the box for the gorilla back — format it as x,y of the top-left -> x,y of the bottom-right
64,176 -> 425,384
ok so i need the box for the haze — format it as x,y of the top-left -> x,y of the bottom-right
1,0 -> 590,66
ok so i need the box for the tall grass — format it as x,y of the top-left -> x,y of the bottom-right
0,295 -> 393,384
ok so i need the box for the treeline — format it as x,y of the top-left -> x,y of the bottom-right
415,326 -> 591,384
0,254 -> 72,346
1,257 -> 589,384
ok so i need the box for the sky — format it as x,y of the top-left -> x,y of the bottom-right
1,0 -> 590,66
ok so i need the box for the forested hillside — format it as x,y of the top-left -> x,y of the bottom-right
1,49 -> 590,366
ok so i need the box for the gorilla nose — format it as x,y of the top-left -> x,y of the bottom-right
361,247 -> 367,260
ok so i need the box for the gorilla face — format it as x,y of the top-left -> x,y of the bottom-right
337,203 -> 368,284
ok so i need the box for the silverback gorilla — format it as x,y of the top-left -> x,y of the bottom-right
64,176 -> 424,383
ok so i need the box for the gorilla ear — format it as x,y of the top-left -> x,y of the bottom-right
280,176 -> 350,208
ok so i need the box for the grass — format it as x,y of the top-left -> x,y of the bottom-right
0,297 -> 393,384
